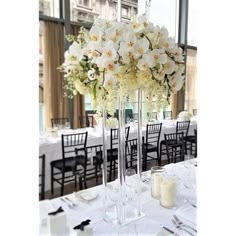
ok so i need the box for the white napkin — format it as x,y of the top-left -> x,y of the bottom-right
39,200 -> 56,222
175,204 -> 197,225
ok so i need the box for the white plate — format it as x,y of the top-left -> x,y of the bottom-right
74,189 -> 98,201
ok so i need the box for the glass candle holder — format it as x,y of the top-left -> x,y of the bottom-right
151,166 -> 165,199
160,176 -> 177,209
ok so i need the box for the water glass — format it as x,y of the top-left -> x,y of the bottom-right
65,121 -> 70,129
125,168 -> 137,200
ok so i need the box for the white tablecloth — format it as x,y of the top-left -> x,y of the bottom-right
39,119 -> 197,191
39,159 -> 197,235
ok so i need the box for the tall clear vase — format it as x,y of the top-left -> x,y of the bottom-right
116,89 -> 144,225
102,89 -> 144,225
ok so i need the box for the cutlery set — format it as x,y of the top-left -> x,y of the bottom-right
171,214 -> 197,236
60,197 -> 77,208
161,214 -> 197,236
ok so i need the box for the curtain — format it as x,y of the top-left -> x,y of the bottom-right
43,21 -> 68,128
71,24 -> 85,128
171,90 -> 184,119
185,49 -> 197,114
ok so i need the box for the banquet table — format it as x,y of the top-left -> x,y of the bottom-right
39,119 -> 197,191
39,159 -> 197,236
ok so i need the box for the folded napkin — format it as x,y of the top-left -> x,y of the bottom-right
73,219 -> 91,231
48,206 -> 64,216
175,204 -> 197,225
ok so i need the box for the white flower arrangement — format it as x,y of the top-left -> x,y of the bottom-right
178,111 -> 192,121
106,117 -> 118,129
59,16 -> 185,116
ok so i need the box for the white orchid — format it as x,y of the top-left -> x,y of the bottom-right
89,26 -> 101,43
163,59 -> 176,74
106,61 -> 119,74
119,42 -> 135,64
137,15 -> 154,33
130,16 -> 142,32
169,47 -> 184,63
159,37 -> 175,50
146,49 -> 167,67
169,74 -> 185,92
101,41 -> 117,61
61,17 -> 185,115
137,54 -> 150,71
105,23 -> 123,43
64,41 -> 83,66
134,38 -> 149,59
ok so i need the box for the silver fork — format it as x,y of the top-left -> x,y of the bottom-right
60,198 -> 73,208
173,214 -> 197,233
172,219 -> 195,236
65,197 -> 77,207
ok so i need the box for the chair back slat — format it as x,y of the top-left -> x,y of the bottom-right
110,126 -> 130,149
51,118 -> 69,128
164,132 -> 184,143
176,121 -> 190,137
79,115 -> 94,128
145,123 -> 162,146
164,132 -> 185,162
61,132 -> 88,160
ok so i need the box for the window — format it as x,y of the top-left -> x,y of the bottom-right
78,0 -> 90,8
149,0 -> 179,40
188,0 -> 197,46
122,6 -> 130,18
39,0 -> 60,18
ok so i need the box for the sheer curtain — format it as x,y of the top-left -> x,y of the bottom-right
71,24 -> 85,128
185,49 -> 197,113
43,21 -> 68,128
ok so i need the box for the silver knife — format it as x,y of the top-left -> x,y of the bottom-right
160,224 -> 180,236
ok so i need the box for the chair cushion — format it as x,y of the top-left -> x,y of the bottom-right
142,143 -> 157,152
51,155 -> 86,172
185,135 -> 196,143
94,149 -> 119,164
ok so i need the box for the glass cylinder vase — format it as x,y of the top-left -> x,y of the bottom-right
102,89 -> 145,225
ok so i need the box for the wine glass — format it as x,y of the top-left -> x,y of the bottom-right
184,150 -> 193,168
65,121 -> 70,130
125,168 -> 137,201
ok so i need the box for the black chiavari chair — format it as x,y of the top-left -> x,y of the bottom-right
50,132 -> 87,196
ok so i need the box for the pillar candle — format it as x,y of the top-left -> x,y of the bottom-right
160,177 -> 176,208
151,173 -> 163,199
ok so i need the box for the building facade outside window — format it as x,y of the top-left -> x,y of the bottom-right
39,0 -> 60,18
